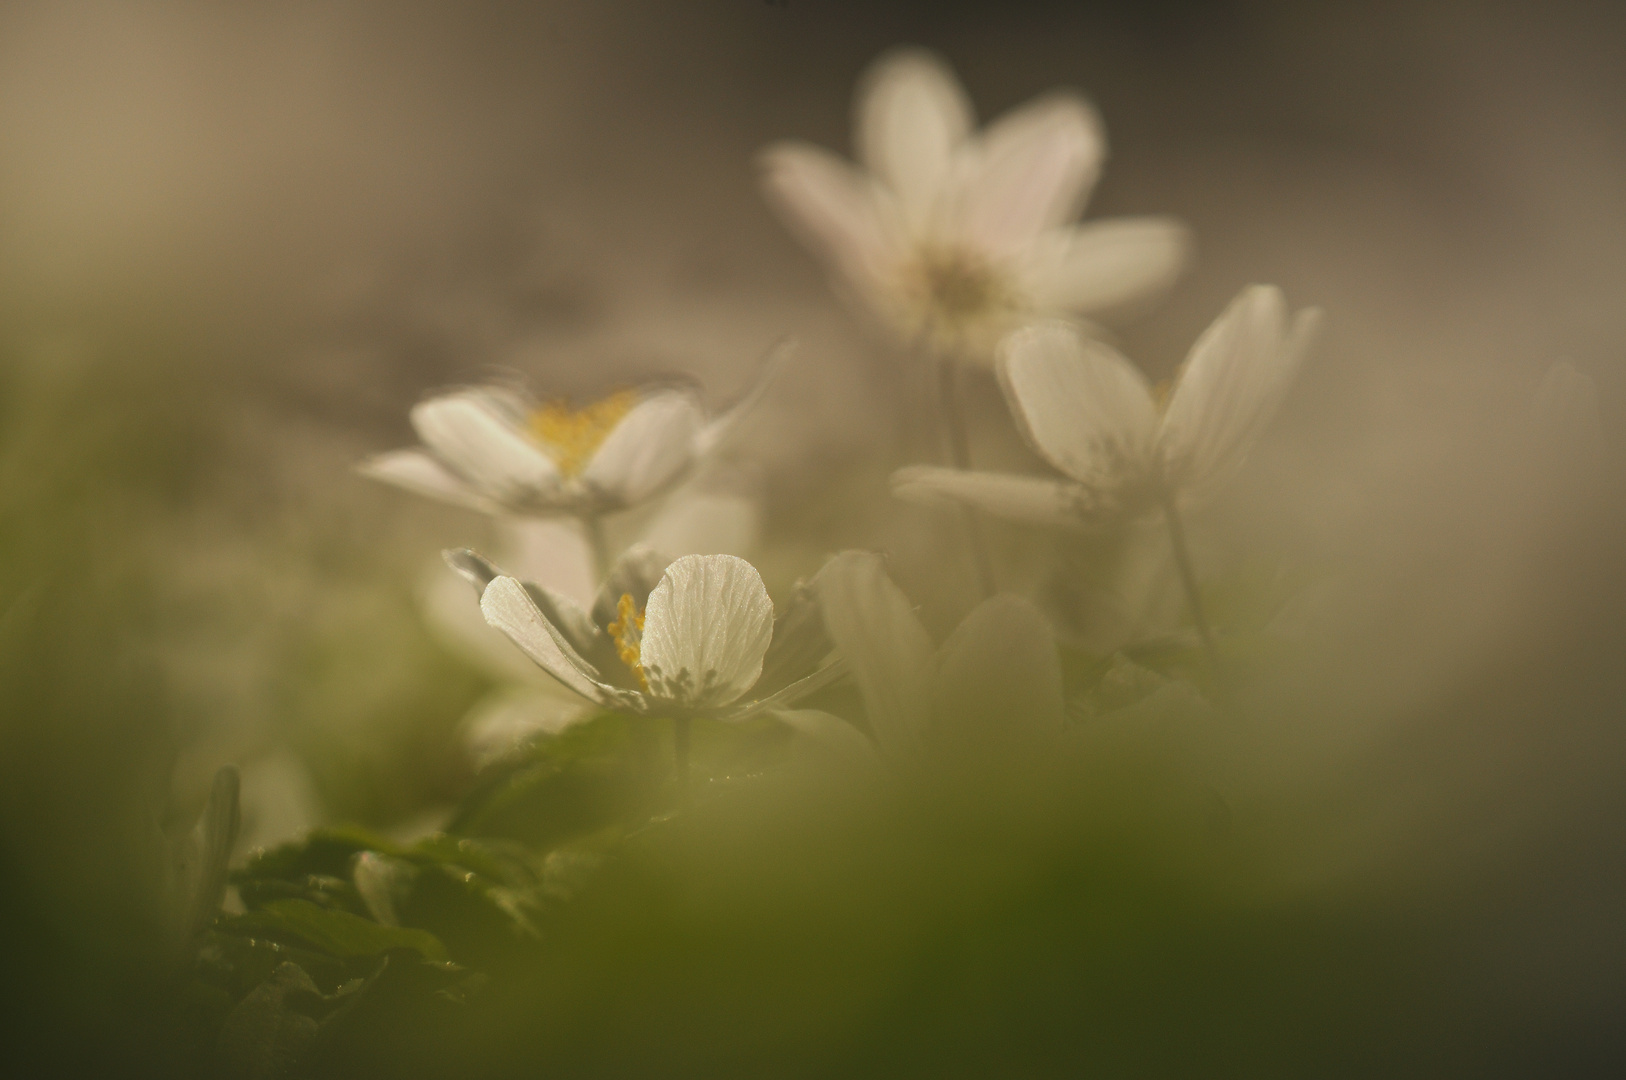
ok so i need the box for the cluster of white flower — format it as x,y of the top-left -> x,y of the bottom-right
359,47 -> 1320,774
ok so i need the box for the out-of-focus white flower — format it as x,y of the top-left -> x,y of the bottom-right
894,285 -> 1320,525
810,550 -> 1063,763
358,349 -> 783,518
759,47 -> 1190,360
448,549 -> 842,722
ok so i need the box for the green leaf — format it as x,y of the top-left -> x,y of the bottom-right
222,898 -> 448,963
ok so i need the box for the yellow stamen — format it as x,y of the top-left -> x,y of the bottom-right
607,592 -> 648,690
528,390 -> 637,477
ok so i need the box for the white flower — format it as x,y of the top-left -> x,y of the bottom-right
425,483 -> 765,763
893,285 -> 1320,525
759,47 -> 1190,360
810,550 -> 1063,763
447,549 -> 843,722
358,349 -> 783,518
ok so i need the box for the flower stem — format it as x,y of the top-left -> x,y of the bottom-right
934,355 -> 997,599
672,716 -> 691,803
583,514 -> 610,580
1158,488 -> 1219,670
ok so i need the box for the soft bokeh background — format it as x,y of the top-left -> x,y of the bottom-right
1,0 -> 1623,1073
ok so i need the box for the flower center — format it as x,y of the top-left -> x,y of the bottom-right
607,592 -> 648,690
528,390 -> 636,477
909,246 -> 1011,326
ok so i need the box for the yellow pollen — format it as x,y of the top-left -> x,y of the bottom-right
528,390 -> 637,477
607,592 -> 647,690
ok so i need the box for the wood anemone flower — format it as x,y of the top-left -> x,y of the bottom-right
359,347 -> 785,519
445,548 -> 843,723
893,285 -> 1321,527
759,47 -> 1190,361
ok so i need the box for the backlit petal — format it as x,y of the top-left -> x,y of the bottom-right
411,389 -> 560,506
813,551 -> 932,761
951,92 -> 1104,257
639,554 -> 775,709
693,340 -> 792,457
890,465 -> 1103,529
997,321 -> 1157,488
856,47 -> 973,233
929,594 -> 1065,755
356,449 -> 489,511
480,576 -> 616,707
581,390 -> 705,506
1158,285 -> 1318,491
758,142 -> 901,293
720,658 -> 849,723
1025,216 -> 1192,317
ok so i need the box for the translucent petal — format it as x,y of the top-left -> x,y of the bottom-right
1025,216 -> 1193,317
813,550 -> 932,761
581,390 -> 705,506
719,658 -> 849,723
997,321 -> 1157,488
693,339 -> 792,457
1158,286 -> 1317,492
929,594 -> 1065,756
855,47 -> 973,233
356,449 -> 489,511
410,390 -> 560,506
590,545 -> 673,632
480,576 -> 615,707
890,464 -> 1103,529
758,142 -> 901,292
639,554 -> 775,709
951,92 -> 1104,257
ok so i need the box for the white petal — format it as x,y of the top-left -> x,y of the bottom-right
1025,217 -> 1193,317
1158,285 -> 1318,491
424,555 -> 555,686
720,658 -> 849,723
639,554 -> 775,709
929,594 -> 1065,754
692,340 -> 792,457
890,464 -> 1102,529
997,321 -> 1158,488
581,390 -> 705,507
951,92 -> 1104,258
410,390 -> 560,506
356,449 -> 489,512
758,142 -> 901,293
480,576 -> 613,706
813,550 -> 932,761
855,47 -> 973,234
590,545 -> 674,632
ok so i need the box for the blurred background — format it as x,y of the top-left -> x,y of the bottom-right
1,0 -> 1623,1074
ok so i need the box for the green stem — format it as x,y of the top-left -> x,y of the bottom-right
934,355 -> 997,599
1158,488 -> 1218,670
583,514 -> 611,580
